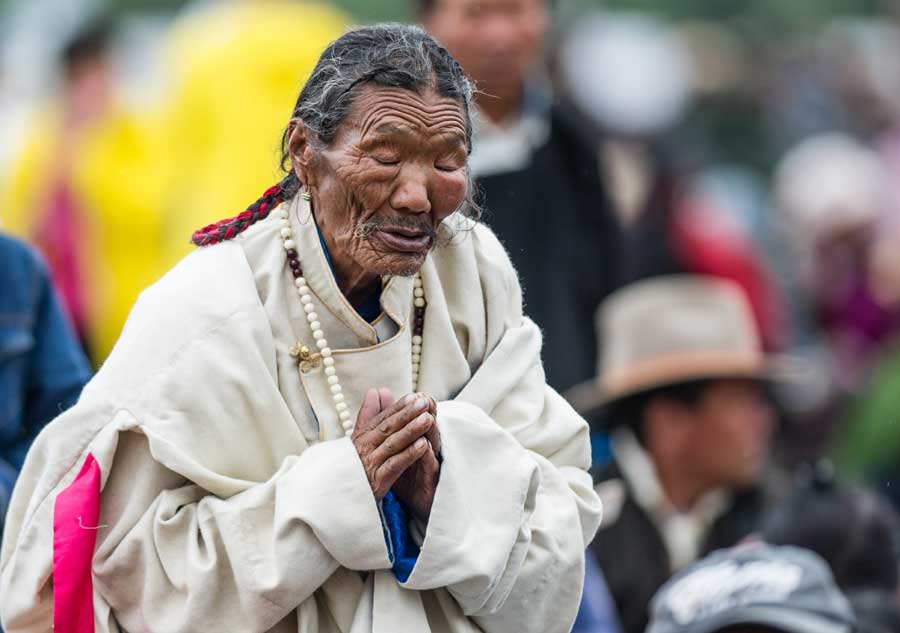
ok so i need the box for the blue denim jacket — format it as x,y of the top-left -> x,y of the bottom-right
0,233 -> 91,524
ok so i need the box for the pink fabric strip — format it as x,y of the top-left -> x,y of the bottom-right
53,453 -> 101,633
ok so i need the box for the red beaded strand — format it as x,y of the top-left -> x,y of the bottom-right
191,185 -> 285,247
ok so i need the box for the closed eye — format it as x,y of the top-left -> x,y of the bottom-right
435,153 -> 466,171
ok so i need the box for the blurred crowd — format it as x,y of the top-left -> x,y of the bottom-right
3,0 -> 900,632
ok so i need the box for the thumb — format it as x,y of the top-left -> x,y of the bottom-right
378,387 -> 395,410
422,442 -> 440,476
356,388 -> 381,432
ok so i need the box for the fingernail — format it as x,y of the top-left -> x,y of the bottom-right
414,397 -> 428,411
417,412 -> 432,424
404,393 -> 417,405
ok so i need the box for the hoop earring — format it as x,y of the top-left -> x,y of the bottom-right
297,184 -> 313,225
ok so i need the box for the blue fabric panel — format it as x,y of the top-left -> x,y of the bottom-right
382,490 -> 420,582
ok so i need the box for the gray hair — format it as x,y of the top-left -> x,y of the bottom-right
279,24 -> 479,219
192,25 -> 478,247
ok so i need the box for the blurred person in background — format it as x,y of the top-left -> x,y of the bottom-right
844,590 -> 900,633
832,335 -> 900,510
568,276 -> 779,633
775,133 -> 900,478
775,132 -> 900,392
645,543 -> 857,633
761,462 -> 900,633
418,0 -> 622,393
666,183 -> 789,354
0,18 -> 165,366
556,14 -> 788,354
762,462 -> 900,595
768,19 -> 900,154
556,13 -> 690,281
0,232 -> 90,529
156,0 -> 347,266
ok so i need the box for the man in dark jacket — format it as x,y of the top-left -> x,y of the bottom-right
418,0 -> 621,392
0,232 -> 90,526
569,275 -> 780,633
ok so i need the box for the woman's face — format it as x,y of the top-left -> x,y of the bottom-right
292,85 -> 470,278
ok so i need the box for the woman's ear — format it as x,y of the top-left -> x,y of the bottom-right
287,120 -> 318,187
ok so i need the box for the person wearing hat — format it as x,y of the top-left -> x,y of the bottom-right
567,275 -> 781,633
646,543 -> 856,633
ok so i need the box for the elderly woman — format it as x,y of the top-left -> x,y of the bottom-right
0,25 -> 601,633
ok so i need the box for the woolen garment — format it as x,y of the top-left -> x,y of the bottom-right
0,195 -> 602,633
589,457 -> 766,633
476,102 -> 621,393
0,233 -> 91,525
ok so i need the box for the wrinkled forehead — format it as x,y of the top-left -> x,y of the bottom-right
342,85 -> 469,148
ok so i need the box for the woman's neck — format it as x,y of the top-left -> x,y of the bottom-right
338,267 -> 381,308
313,212 -> 381,308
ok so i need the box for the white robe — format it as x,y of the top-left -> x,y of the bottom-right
0,194 -> 602,633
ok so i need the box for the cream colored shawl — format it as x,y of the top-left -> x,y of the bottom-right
0,194 -> 601,633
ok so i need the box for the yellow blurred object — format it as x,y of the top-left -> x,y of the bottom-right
157,0 -> 348,266
0,105 -> 166,364
0,1 -> 347,365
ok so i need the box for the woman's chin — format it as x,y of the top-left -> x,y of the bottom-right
359,250 -> 426,278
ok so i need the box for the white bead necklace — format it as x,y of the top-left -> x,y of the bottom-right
276,205 -> 426,437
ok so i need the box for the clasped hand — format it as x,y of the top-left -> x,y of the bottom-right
351,388 -> 441,521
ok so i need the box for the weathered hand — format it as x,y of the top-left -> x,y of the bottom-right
387,392 -> 441,522
352,388 -> 434,501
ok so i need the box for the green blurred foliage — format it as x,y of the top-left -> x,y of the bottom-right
595,0 -> 885,22
555,0 -> 894,38
4,0 -> 888,28
98,0 -> 413,23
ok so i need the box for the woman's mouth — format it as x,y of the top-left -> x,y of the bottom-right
376,227 -> 433,253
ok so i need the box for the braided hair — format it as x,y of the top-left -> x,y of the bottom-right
191,24 -> 475,248
190,177 -> 297,247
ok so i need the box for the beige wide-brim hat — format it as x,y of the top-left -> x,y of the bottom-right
565,275 -> 796,416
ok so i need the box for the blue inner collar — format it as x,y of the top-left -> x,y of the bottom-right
315,222 -> 382,323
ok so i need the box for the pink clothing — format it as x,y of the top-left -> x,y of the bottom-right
37,179 -> 89,341
53,453 -> 101,633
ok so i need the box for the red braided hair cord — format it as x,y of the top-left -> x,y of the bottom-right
191,185 -> 285,247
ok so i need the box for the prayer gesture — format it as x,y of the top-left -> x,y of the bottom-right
352,388 -> 441,520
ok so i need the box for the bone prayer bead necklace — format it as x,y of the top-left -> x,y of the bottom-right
276,203 -> 426,436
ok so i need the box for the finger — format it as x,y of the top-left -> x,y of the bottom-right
420,442 -> 440,477
366,392 -> 416,431
373,437 -> 429,498
411,447 -> 440,519
364,394 -> 429,442
420,396 -> 440,453
379,388 -> 395,410
354,388 -> 383,434
368,412 -> 433,467
425,420 -> 441,457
